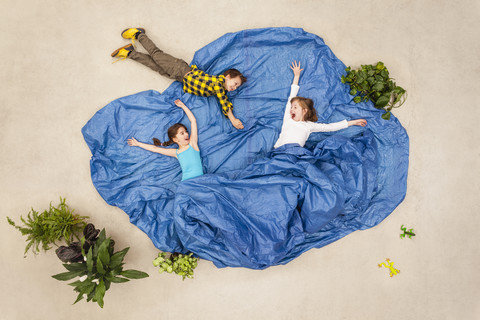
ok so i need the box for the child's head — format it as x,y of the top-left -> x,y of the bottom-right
290,97 -> 318,122
153,123 -> 189,147
223,69 -> 247,92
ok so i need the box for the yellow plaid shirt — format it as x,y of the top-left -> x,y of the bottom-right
183,65 -> 233,116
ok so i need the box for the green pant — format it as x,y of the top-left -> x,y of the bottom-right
129,34 -> 191,83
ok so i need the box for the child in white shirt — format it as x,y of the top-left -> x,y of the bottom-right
274,61 -> 366,149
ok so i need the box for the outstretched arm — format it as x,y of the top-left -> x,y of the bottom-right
174,99 -> 199,148
347,119 -> 367,127
127,137 -> 177,158
290,60 -> 303,86
226,109 -> 244,130
309,119 -> 367,133
282,61 -> 303,122
215,86 -> 243,130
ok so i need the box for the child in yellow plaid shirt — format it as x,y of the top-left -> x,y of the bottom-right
111,28 -> 247,129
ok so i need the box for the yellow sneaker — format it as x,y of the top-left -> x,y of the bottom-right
110,44 -> 134,63
121,28 -> 145,40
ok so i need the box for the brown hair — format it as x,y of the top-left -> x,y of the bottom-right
223,69 -> 247,84
152,123 -> 188,147
290,96 -> 318,122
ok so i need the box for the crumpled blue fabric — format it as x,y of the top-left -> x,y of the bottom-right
82,27 -> 409,269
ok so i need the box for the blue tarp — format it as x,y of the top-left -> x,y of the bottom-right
82,27 -> 409,269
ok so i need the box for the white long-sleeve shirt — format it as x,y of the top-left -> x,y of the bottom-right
273,84 -> 348,149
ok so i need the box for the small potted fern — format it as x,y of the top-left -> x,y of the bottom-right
7,198 -> 88,256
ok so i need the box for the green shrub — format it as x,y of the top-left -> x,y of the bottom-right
52,224 -> 149,308
153,252 -> 198,280
341,61 -> 407,120
7,198 -> 88,256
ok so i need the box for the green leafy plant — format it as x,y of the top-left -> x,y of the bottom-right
52,224 -> 149,308
341,61 -> 407,120
153,252 -> 198,280
7,197 -> 88,256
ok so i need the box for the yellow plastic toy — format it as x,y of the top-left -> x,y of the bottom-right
378,258 -> 400,277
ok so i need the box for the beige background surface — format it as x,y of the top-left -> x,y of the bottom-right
1,0 -> 479,319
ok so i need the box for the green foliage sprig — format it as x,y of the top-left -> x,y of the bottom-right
52,224 -> 149,308
153,252 -> 198,280
341,61 -> 407,120
7,198 -> 88,256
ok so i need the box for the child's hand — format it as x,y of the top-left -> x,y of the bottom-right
127,137 -> 139,146
231,117 -> 244,130
348,119 -> 367,127
174,99 -> 187,108
290,61 -> 303,77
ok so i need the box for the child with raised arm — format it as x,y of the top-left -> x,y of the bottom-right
127,99 -> 203,181
274,61 -> 367,149
112,28 -> 247,130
